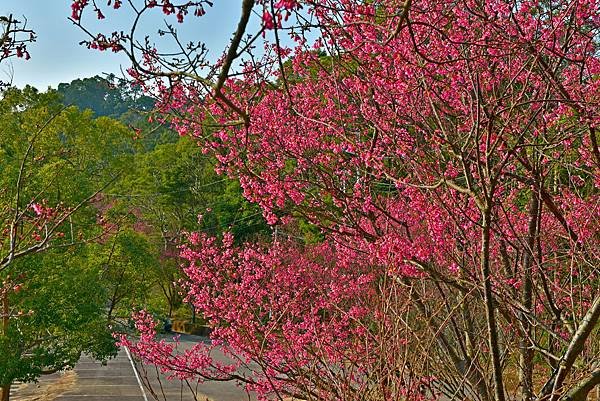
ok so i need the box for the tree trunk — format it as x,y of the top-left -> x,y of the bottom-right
519,193 -> 539,401
481,207 -> 506,401
563,368 -> 600,401
1,384 -> 10,401
540,295 -> 600,401
2,290 -> 11,401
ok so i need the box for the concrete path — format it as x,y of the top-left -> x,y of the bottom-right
58,334 -> 256,401
55,349 -> 146,401
12,334 -> 256,401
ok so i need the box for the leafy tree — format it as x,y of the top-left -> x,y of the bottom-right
57,75 -> 180,151
86,228 -> 158,322
1,249 -> 115,389
111,135 -> 268,318
0,87 -> 133,401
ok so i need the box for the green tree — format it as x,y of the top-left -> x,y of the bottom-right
87,228 -> 159,323
118,135 -> 269,244
57,75 -> 178,151
0,87 -> 133,401
0,250 -> 115,388
111,135 -> 268,318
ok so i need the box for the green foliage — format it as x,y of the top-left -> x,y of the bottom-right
0,86 -> 133,217
57,75 -> 176,151
0,86 -> 133,388
0,250 -> 117,386
86,229 -> 159,321
114,135 -> 268,243
57,75 -> 153,119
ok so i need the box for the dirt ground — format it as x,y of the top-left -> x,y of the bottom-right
12,371 -> 77,401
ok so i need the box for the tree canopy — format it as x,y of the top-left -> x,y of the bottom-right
57,75 -> 154,119
0,87 -> 133,398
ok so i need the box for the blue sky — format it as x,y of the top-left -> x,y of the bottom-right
3,1 -> 249,89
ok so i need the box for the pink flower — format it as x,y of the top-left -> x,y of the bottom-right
262,10 -> 275,30
31,203 -> 43,216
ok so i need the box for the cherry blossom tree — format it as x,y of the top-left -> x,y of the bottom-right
74,1 -> 600,400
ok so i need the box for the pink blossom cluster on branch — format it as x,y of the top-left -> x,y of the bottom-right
119,233 -> 436,400
0,14 -> 35,64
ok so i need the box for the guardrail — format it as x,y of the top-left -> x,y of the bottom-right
170,320 -> 212,336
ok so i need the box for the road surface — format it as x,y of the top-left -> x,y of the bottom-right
14,334 -> 256,401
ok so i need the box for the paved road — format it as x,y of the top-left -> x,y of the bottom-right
54,349 -> 146,401
48,334 -> 256,401
11,334 -> 255,401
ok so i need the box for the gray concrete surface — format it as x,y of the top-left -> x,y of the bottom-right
55,350 -> 146,401
12,334 -> 257,401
